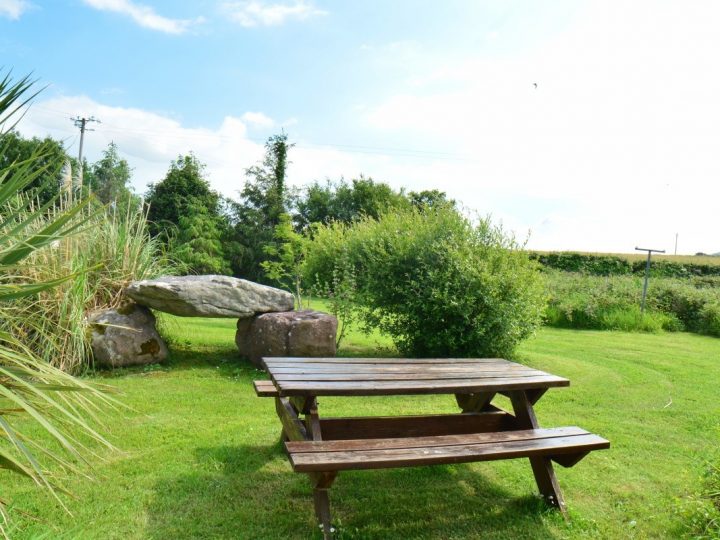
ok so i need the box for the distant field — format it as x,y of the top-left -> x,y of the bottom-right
531,250 -> 720,266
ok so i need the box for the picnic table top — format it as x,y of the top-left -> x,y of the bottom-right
262,357 -> 570,397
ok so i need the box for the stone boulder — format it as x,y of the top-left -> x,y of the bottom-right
236,310 -> 338,367
125,275 -> 294,318
88,303 -> 168,368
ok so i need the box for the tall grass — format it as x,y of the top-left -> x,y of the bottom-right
0,70 -> 124,536
8,201 -> 175,373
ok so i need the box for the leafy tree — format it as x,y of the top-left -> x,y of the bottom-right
408,189 -> 454,210
146,154 -> 232,275
295,176 -> 413,229
261,213 -> 306,306
86,142 -> 138,211
0,130 -> 69,204
231,133 -> 295,281
145,154 -> 223,238
173,203 -> 232,275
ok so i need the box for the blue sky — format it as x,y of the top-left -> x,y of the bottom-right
2,0 -> 719,253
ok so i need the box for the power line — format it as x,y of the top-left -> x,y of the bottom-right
32,106 -> 478,163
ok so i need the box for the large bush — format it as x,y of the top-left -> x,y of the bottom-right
305,207 -> 547,358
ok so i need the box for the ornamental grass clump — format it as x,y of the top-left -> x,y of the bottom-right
305,206 -> 546,358
0,71 -> 118,535
10,202 -> 175,373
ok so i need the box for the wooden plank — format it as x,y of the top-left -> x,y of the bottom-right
267,366 -> 534,375
455,392 -> 495,412
275,397 -> 309,442
307,398 -> 322,441
289,396 -> 314,414
265,362 -> 524,371
287,433 -> 610,472
268,365 -> 540,374
509,391 -> 567,514
318,411 -> 519,440
287,426 -> 590,453
275,375 -> 569,396
263,357 -> 515,365
253,380 -> 278,397
310,472 -> 337,540
272,371 -> 549,382
552,451 -> 590,468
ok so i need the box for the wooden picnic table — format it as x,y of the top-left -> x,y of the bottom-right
255,357 -> 609,538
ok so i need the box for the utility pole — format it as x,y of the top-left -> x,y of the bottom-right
635,247 -> 665,314
71,116 -> 100,194
674,233 -> 678,255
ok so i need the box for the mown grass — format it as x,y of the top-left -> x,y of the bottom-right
2,315 -> 719,539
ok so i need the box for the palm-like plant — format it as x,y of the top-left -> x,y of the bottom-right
0,73 -> 115,535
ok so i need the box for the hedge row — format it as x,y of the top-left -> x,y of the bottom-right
545,272 -> 720,336
530,252 -> 720,277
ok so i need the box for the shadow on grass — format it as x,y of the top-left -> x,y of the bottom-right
93,347 -> 261,380
145,442 -> 558,540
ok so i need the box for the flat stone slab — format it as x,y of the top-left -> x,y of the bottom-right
125,275 -> 294,318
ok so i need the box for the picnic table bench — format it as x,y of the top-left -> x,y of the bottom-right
255,357 -> 609,538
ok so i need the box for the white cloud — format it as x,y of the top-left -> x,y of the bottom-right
241,111 -> 275,128
19,96 -> 372,204
14,1 -> 720,255
21,96 -> 263,196
82,0 -> 202,34
222,0 -> 326,27
359,0 -> 720,254
0,0 -> 29,19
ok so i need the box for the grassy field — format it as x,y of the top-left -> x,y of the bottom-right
3,315 -> 720,539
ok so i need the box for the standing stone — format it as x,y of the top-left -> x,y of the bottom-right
125,275 -> 294,318
236,310 -> 338,367
234,317 -> 253,355
88,303 -> 168,368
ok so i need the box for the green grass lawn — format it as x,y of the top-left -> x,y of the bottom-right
4,315 -> 720,539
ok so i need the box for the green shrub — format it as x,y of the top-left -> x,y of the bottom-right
544,271 -> 720,335
699,302 -> 720,337
305,207 -> 546,358
648,281 -> 720,336
531,252 -> 633,275
531,251 -> 720,277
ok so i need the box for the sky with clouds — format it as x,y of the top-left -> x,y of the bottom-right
1,0 -> 718,254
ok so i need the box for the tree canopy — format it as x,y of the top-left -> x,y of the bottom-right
145,154 -> 222,239
0,130 -> 69,204
86,142 -> 138,211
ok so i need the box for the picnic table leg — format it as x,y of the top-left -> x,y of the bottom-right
508,391 -> 568,516
311,472 -> 337,538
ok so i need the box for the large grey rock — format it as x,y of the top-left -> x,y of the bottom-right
125,275 -> 294,318
236,310 -> 338,367
88,303 -> 168,368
